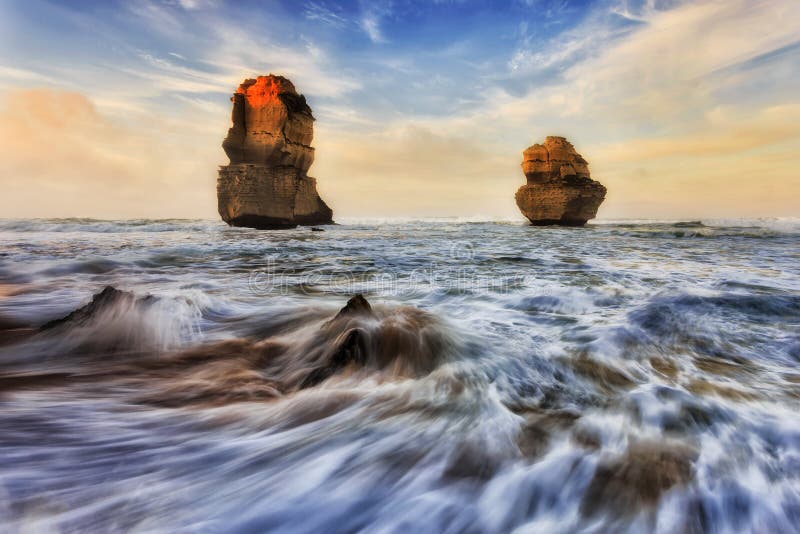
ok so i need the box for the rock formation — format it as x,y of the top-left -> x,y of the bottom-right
515,136 -> 606,226
218,75 -> 333,229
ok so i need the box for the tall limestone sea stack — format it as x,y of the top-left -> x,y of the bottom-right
515,136 -> 606,226
217,75 -> 333,229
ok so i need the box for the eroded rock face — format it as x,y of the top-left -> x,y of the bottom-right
515,136 -> 606,226
218,75 -> 333,229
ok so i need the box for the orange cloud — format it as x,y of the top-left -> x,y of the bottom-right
0,88 -> 219,218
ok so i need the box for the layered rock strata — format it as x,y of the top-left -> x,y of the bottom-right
515,136 -> 606,226
217,75 -> 333,229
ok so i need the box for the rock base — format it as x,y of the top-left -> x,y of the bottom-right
218,164 -> 332,229
515,179 -> 606,226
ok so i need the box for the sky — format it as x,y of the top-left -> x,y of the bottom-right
0,0 -> 798,220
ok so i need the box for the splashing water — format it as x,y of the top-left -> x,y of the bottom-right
0,217 -> 799,532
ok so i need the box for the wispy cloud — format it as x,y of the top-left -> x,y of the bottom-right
168,0 -> 218,10
304,2 -> 349,28
361,16 -> 383,43
359,1 -> 392,43
0,65 -> 58,86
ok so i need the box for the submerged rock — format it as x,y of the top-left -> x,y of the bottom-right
217,75 -> 333,229
333,294 -> 373,320
302,294 -> 375,387
35,286 -> 187,355
581,440 -> 696,517
41,286 -> 140,330
515,136 -> 606,226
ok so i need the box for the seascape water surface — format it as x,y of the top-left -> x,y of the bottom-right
1,218 -> 799,532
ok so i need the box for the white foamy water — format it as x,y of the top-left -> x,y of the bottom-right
0,218 -> 799,532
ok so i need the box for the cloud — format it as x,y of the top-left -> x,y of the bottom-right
304,2 -> 349,28
598,105 -> 800,162
359,1 -> 392,43
167,0 -> 218,10
199,23 -> 362,99
313,124 -> 519,217
491,0 -> 799,128
0,89 -> 219,218
568,0 -> 800,122
427,0 -> 800,155
0,0 -> 365,123
0,65 -> 58,86
361,15 -> 384,43
589,104 -> 800,218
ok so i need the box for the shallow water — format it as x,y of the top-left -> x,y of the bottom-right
1,217 -> 799,533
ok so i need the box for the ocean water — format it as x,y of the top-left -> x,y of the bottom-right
0,217 -> 799,533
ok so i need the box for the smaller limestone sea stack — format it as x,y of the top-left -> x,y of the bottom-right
515,136 -> 606,226
217,75 -> 333,229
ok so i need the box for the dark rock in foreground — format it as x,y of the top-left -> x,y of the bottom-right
141,293 -> 450,405
515,136 -> 606,226
41,286 -> 138,330
217,75 -> 333,229
333,294 -> 373,321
